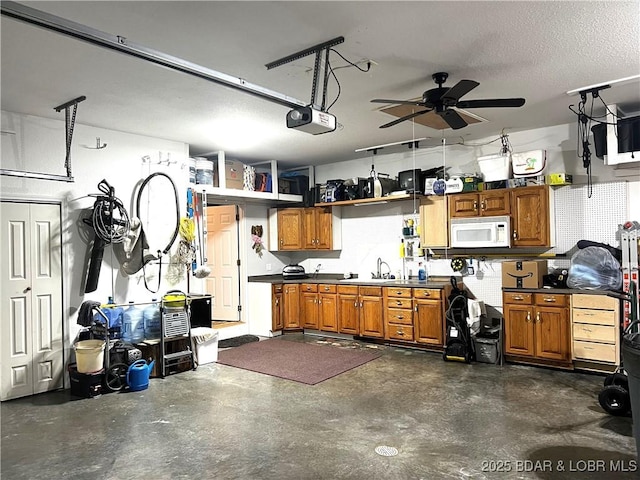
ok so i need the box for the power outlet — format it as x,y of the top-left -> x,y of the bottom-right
266,263 -> 272,271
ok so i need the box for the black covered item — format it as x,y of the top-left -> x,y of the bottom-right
219,335 -> 260,349
77,300 -> 101,327
443,277 -> 474,363
623,328 -> 640,455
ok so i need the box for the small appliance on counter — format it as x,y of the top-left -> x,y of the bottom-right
282,264 -> 308,280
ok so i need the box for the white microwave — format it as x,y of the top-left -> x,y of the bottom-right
450,215 -> 511,248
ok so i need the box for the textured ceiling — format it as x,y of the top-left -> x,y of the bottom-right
1,1 -> 639,168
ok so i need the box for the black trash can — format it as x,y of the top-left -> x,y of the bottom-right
622,332 -> 640,457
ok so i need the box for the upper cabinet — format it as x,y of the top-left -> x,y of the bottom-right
419,196 -> 449,248
449,190 -> 510,218
269,207 -> 342,251
511,185 -> 552,247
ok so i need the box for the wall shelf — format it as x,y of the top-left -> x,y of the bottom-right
315,193 -> 422,207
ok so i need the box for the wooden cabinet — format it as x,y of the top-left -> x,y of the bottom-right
272,284 -> 284,331
419,196 -> 449,248
270,207 -> 341,251
319,284 -> 338,332
384,287 -> 414,341
359,286 -> 384,338
511,185 -> 551,247
572,294 -> 620,370
337,286 -> 360,335
503,291 -> 571,366
277,209 -> 304,250
303,207 -> 333,250
414,288 -> 445,346
283,284 -> 301,329
449,190 -> 510,218
300,283 -> 319,329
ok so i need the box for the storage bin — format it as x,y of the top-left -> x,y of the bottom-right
73,340 -> 106,373
473,337 -> 500,364
68,363 -> 103,398
477,153 -> 512,182
191,327 -> 219,365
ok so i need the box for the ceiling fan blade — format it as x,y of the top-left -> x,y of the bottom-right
437,109 -> 468,130
457,98 -> 526,108
379,109 -> 432,128
371,99 -> 424,106
442,80 -> 479,102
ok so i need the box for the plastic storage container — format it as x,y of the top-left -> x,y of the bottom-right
143,300 -> 161,339
73,340 -> 106,373
191,327 -> 219,365
622,332 -> 640,456
122,302 -> 145,343
195,157 -> 214,186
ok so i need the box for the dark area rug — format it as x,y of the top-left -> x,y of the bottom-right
218,334 -> 260,349
217,338 -> 382,385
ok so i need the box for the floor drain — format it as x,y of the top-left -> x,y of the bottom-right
374,445 -> 398,457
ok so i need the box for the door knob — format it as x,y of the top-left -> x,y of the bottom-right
24,286 -> 32,293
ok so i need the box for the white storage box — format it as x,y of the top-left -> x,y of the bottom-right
191,327 -> 219,365
477,153 -> 512,181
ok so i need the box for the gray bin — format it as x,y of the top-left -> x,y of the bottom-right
473,336 -> 499,364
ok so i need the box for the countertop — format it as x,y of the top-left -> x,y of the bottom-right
248,274 -> 455,289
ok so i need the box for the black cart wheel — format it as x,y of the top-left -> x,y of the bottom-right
598,384 -> 631,416
105,363 -> 129,392
604,372 -> 629,388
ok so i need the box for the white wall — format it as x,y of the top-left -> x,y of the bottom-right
1,110 -> 192,344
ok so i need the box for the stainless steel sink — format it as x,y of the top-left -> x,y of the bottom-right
340,278 -> 390,283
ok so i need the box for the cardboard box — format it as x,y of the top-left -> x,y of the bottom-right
502,260 -> 548,288
224,159 -> 245,190
547,173 -> 573,185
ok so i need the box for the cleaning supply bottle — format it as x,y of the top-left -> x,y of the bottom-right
418,262 -> 427,281
399,238 -> 405,258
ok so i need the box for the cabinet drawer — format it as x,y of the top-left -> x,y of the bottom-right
385,308 -> 413,325
301,283 -> 318,292
319,284 -> 337,294
503,292 -> 533,304
387,298 -> 413,309
360,286 -> 382,296
386,287 -> 412,298
572,294 -> 618,311
387,324 -> 414,341
413,288 -> 441,299
573,323 -> 617,343
573,340 -> 617,363
337,285 -> 358,295
272,284 -> 283,294
534,293 -> 567,307
573,308 -> 617,326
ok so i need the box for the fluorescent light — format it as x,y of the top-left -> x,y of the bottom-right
566,75 -> 640,96
353,200 -> 389,206
355,138 -> 428,152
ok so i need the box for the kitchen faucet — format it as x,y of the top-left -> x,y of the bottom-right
374,257 -> 391,279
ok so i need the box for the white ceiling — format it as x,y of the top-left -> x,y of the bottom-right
2,1 -> 639,168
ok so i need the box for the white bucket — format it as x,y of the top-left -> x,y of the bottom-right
188,158 -> 197,184
74,340 -> 105,373
477,153 -> 512,182
195,158 -> 214,185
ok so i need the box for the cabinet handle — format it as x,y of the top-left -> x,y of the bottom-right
513,295 -> 524,301
415,306 -> 418,312
513,230 -> 518,240
396,330 -> 404,336
360,302 -> 363,308
543,297 -> 556,303
280,238 -> 283,245
583,346 -> 593,350
473,201 -> 478,210
397,315 -> 404,320
481,200 -> 486,210
396,291 -> 402,295
396,300 -> 403,306
526,312 -> 531,323
583,327 -> 592,332
275,298 -> 279,305
324,287 -> 330,291
354,301 -> 358,307
319,299 -> 322,305
535,312 -> 541,324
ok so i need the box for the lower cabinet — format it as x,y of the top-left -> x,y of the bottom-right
283,284 -> 301,329
337,286 -> 360,335
272,284 -> 284,331
571,294 -> 620,371
503,292 -> 571,366
414,288 -> 445,346
301,283 -> 319,329
359,286 -> 384,338
319,284 -> 338,332
384,287 -> 414,341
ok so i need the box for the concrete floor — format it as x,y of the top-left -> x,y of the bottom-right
1,333 -> 637,480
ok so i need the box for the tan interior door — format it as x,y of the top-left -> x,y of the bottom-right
1,202 -> 63,401
206,205 -> 240,321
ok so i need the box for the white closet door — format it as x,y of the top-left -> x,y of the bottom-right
1,202 -> 63,401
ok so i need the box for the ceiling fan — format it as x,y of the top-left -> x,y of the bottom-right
371,72 -> 525,130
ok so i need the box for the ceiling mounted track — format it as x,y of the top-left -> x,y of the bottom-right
1,1 -> 306,110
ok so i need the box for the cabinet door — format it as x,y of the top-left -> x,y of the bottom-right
338,293 -> 359,335
278,209 -> 304,250
511,186 -> 549,246
301,292 -> 319,329
504,304 -> 535,357
535,306 -> 570,361
414,299 -> 444,346
480,191 -> 510,216
449,193 -> 479,218
315,207 -> 333,250
359,295 -> 384,338
283,284 -> 300,328
420,196 -> 448,248
272,292 -> 284,331
319,293 -> 338,332
302,208 -> 317,249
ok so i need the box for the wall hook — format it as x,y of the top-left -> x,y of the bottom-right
85,137 -> 107,149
